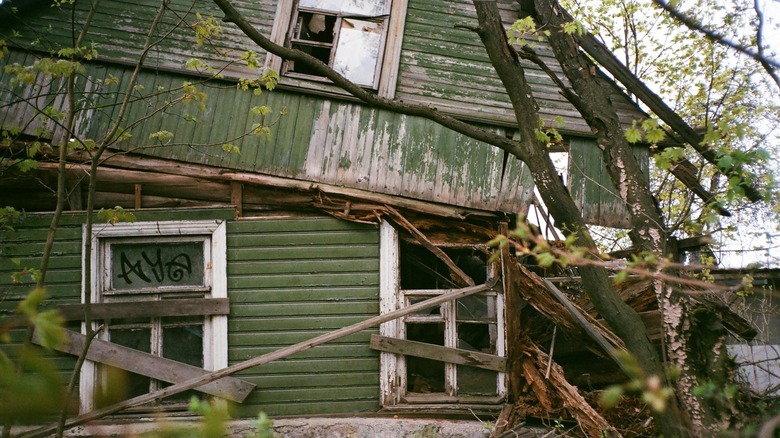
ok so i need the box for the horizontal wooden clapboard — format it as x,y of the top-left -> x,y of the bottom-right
34,329 -> 254,403
370,335 -> 505,372
56,298 -> 229,321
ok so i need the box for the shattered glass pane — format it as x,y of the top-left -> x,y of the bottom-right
300,0 -> 390,16
333,18 -> 384,87
456,295 -> 496,322
296,12 -> 336,42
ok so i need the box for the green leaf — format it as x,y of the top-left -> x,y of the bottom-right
19,287 -> 47,317
149,130 -> 174,142
599,385 -> 624,408
30,310 -> 65,350
624,128 -> 642,143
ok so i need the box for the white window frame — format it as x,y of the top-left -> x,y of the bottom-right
79,220 -> 228,413
378,221 -> 507,406
266,0 -> 408,99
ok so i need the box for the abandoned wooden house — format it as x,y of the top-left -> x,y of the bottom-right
0,0 -> 751,436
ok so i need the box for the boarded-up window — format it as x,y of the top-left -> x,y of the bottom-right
80,221 -> 229,413
377,222 -> 506,405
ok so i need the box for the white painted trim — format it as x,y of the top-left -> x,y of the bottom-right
378,0 -> 408,99
80,220 -> 228,413
379,220 -> 400,405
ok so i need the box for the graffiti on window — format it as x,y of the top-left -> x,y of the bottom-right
110,241 -> 205,289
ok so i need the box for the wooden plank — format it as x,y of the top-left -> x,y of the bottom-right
542,279 -> 628,375
134,183 -> 142,209
34,329 -> 255,403
56,298 -> 230,321
231,181 -> 243,217
369,334 -> 505,372
26,281 -> 498,437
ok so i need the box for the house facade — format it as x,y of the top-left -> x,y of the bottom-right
0,0 -> 649,427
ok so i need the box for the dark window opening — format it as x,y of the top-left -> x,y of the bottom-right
399,241 -> 488,289
406,322 -> 445,393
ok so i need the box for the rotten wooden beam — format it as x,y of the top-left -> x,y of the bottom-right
542,279 -> 627,372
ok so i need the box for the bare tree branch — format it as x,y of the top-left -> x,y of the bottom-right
652,0 -> 780,89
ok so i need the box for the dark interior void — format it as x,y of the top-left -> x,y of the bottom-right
399,241 -> 487,289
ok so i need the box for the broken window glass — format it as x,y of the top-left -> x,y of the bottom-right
285,0 -> 390,88
299,0 -> 390,16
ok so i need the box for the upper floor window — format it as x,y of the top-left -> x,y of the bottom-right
267,0 -> 407,98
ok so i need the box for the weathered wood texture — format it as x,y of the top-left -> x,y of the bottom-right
226,216 -> 382,417
0,0 -> 645,134
0,49 -> 535,214
56,298 -> 230,321
396,0 -> 646,132
36,329 -> 255,402
568,137 -> 650,228
0,208 -> 234,383
370,334 -> 506,372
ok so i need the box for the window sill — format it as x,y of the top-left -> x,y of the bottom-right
401,393 -> 505,404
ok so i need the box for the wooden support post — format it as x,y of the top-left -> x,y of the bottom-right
21,280 -> 499,438
134,183 -> 142,209
231,181 -> 243,217
500,222 -> 525,403
66,177 -> 82,211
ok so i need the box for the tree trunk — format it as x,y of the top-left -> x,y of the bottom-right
527,0 -> 736,433
471,2 -> 691,436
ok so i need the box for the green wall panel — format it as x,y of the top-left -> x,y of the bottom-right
226,216 -> 381,417
568,138 -> 650,228
1,211 -> 380,418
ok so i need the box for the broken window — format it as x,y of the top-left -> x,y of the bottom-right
284,0 -> 389,88
80,221 -> 228,413
266,0 -> 407,97
377,222 -> 506,405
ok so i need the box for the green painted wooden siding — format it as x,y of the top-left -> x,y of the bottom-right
0,0 -> 646,136
0,211 -> 381,417
226,216 -> 381,417
0,208 -> 236,386
568,138 -> 650,229
0,50 -> 536,212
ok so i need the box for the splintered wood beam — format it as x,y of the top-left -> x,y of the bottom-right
33,329 -> 255,403
22,281 -> 498,438
369,335 -> 506,372
384,205 -> 475,287
542,279 -> 628,375
56,298 -> 230,321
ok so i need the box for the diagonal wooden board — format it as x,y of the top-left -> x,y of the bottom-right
33,329 -> 255,403
370,334 -> 506,372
